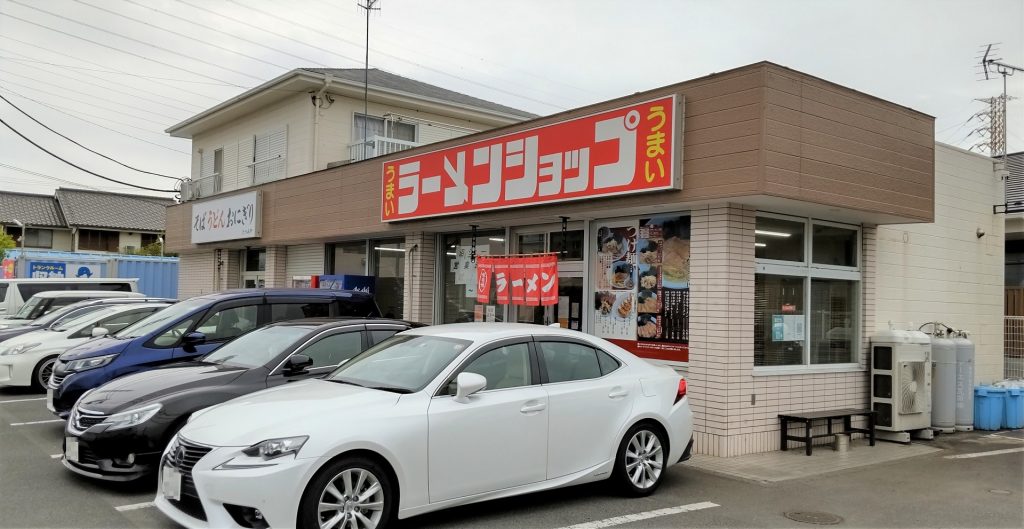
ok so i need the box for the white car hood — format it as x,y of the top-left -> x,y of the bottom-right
180,379 -> 402,447
0,328 -> 69,348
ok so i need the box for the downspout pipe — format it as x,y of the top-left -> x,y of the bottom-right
311,75 -> 333,172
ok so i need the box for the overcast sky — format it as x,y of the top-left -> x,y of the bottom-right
0,0 -> 1021,199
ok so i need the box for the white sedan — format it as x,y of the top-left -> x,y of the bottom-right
0,302 -> 169,391
156,323 -> 694,529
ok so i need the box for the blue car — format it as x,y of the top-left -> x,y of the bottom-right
48,289 -> 380,418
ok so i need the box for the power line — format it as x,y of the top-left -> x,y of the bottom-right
122,0 -> 331,69
0,34 -> 229,102
223,0 -> 564,112
7,0 -> 265,83
73,0 -> 295,74
0,116 -> 178,193
0,73 -> 177,127
0,85 -> 190,154
0,93 -> 184,181
0,10 -> 250,88
0,47 -> 205,113
0,53 -> 235,86
0,162 -> 151,193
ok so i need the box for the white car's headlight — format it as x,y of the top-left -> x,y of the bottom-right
0,342 -> 41,356
100,403 -> 162,431
65,354 -> 117,372
215,436 -> 309,470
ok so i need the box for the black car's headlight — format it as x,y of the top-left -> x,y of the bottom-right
64,354 -> 117,373
100,403 -> 162,431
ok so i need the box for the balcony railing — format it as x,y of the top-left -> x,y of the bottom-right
182,174 -> 221,201
349,135 -> 420,162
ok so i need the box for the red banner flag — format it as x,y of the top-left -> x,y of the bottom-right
475,257 -> 493,304
509,257 -> 526,305
494,258 -> 510,305
539,255 -> 559,306
522,256 -> 541,307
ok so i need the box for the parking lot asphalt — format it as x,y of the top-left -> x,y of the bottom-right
2,385 -> 1022,529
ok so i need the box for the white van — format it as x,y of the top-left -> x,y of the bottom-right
0,279 -> 139,319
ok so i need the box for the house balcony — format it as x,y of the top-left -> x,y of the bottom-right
348,135 -> 420,162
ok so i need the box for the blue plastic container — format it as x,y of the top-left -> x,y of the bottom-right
1004,387 -> 1023,429
974,386 -> 1007,431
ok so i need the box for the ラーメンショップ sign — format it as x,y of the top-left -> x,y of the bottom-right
381,95 -> 681,221
190,191 -> 262,244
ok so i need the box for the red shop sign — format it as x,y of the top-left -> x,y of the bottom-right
381,95 -> 680,221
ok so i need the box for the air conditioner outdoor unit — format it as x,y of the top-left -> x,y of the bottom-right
871,330 -> 932,432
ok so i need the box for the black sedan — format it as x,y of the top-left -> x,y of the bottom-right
61,318 -> 418,481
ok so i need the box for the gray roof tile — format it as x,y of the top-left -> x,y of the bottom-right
54,188 -> 173,232
0,191 -> 66,227
301,68 -> 537,119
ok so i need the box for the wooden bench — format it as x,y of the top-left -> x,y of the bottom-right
779,409 -> 877,456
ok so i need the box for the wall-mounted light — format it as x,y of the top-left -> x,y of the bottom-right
976,228 -> 986,239
755,230 -> 791,238
488,238 -> 505,242
373,247 -> 406,252
754,242 -> 767,248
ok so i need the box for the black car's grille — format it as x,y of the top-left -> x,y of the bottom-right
164,437 -> 213,521
77,445 -> 99,466
72,408 -> 107,432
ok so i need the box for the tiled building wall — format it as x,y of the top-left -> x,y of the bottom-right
402,232 -> 437,324
690,205 -> 873,457
177,252 -> 215,299
264,246 -> 288,287
216,250 -> 240,291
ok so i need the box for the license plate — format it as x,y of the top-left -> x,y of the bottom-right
162,466 -> 182,501
65,437 -> 79,463
46,389 -> 55,413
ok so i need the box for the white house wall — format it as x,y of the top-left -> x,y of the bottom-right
191,95 -> 312,190
874,143 -> 1004,383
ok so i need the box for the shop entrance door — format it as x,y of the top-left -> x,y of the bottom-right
511,225 -> 585,329
241,248 -> 266,288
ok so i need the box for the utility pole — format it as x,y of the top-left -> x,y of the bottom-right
358,0 -> 380,161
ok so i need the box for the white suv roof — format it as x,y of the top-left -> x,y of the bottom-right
28,291 -> 146,299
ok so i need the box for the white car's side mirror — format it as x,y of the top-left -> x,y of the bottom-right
91,327 -> 108,338
453,372 -> 487,404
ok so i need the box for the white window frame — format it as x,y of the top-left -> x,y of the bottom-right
753,212 -> 863,376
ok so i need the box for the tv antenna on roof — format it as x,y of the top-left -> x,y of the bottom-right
975,44 -> 1022,162
358,0 -> 381,161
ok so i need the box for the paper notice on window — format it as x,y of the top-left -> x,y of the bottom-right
772,314 -> 805,341
558,296 -> 570,319
485,305 -> 496,322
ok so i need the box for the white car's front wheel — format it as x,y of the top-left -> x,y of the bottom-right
300,456 -> 395,529
31,356 -> 57,392
612,423 -> 668,496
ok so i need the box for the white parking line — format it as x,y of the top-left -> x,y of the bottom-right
945,447 -> 1024,459
0,397 -> 46,404
553,501 -> 719,529
115,502 -> 155,512
985,433 -> 1024,442
9,419 -> 62,426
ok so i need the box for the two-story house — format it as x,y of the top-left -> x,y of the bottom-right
166,67 -> 534,314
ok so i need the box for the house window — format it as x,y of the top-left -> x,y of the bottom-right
199,147 -> 224,197
754,215 -> 861,368
78,229 -> 118,252
252,127 -> 287,184
353,114 -> 416,142
5,227 -> 53,249
141,233 -> 160,247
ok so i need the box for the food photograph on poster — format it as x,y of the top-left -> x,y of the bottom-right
593,215 -> 691,363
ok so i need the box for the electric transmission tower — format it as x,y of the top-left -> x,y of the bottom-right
972,44 -> 1022,162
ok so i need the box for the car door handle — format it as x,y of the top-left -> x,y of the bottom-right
608,387 -> 629,399
520,401 -> 546,414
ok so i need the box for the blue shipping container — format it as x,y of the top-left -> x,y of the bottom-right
117,257 -> 178,298
7,250 -> 177,299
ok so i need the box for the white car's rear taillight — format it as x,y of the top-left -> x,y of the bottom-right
674,379 -> 687,403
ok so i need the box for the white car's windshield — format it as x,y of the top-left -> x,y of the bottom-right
326,335 -> 470,393
116,298 -> 208,339
11,297 -> 46,319
203,326 -> 312,368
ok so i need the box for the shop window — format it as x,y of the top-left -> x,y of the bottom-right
755,217 -> 805,262
548,230 -> 584,261
244,249 -> 266,272
754,214 -> 861,368
813,225 -> 858,267
78,229 -> 118,252
754,274 -> 805,366
329,241 -> 367,275
440,231 -> 506,324
372,240 -> 405,318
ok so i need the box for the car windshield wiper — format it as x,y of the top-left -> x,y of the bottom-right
328,379 -> 366,388
366,385 -> 412,394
